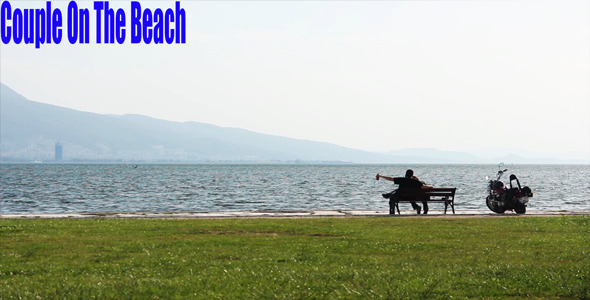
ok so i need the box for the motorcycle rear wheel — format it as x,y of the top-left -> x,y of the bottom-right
514,205 -> 526,214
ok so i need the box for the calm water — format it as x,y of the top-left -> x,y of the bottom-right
1,164 -> 589,214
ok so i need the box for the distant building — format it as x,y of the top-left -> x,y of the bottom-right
55,142 -> 63,161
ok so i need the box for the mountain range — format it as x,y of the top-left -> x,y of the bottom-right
1,83 -> 587,164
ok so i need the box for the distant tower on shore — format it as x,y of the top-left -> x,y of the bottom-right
55,142 -> 63,161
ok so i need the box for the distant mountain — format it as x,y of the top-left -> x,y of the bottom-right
385,148 -> 588,164
385,148 -> 482,164
1,83 -> 399,163
2,83 -> 587,164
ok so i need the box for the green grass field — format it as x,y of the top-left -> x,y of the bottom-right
1,216 -> 589,299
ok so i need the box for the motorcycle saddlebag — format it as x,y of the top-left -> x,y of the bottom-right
521,186 -> 533,197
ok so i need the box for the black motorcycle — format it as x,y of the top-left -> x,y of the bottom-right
486,164 -> 533,214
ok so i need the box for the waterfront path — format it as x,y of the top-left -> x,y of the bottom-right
1,210 -> 588,219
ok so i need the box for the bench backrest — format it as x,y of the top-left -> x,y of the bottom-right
397,188 -> 456,198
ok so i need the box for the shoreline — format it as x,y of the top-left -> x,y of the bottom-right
1,210 -> 589,219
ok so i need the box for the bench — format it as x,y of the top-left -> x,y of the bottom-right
390,188 -> 457,214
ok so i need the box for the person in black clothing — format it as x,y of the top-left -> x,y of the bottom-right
376,169 -> 432,214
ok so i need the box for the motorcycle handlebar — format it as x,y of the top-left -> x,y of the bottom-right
496,169 -> 508,180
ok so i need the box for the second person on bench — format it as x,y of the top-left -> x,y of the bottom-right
376,169 -> 433,214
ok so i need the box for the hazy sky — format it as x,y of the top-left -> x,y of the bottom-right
1,1 -> 589,159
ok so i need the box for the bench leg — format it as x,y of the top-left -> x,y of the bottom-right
444,201 -> 448,214
396,202 -> 400,214
451,201 -> 455,214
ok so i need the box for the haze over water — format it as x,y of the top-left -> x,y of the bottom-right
1,164 -> 588,214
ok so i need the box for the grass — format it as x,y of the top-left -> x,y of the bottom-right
1,216 -> 589,299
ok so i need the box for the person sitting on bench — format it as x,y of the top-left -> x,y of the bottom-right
376,169 -> 433,214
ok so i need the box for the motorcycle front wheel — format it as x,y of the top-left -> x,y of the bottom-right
486,195 -> 506,213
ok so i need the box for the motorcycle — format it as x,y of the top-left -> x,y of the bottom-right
486,164 -> 533,214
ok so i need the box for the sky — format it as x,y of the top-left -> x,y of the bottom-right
1,0 -> 589,160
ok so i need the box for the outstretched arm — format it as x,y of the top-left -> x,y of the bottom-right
376,174 -> 395,181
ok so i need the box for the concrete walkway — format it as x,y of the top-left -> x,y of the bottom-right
1,210 -> 588,219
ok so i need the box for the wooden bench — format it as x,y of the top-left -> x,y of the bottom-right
390,188 -> 457,214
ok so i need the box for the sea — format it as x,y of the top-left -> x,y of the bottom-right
1,164 -> 589,214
